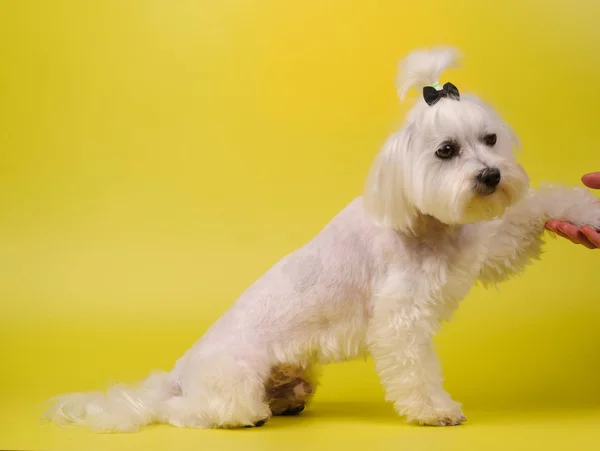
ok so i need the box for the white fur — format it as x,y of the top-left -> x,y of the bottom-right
43,47 -> 600,432
396,46 -> 461,99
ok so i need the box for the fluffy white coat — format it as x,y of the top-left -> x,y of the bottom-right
43,47 -> 600,432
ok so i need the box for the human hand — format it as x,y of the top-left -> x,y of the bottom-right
545,172 -> 600,249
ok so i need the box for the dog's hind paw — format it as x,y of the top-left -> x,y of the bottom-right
280,405 -> 305,416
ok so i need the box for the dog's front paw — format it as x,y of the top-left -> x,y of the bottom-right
413,411 -> 467,427
538,184 -> 600,230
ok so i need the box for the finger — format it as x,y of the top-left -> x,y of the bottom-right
545,220 -> 575,234
557,224 -> 596,249
556,223 -> 581,240
580,226 -> 600,248
545,219 -> 562,231
553,226 -> 580,245
581,172 -> 600,189
545,220 -> 572,240
577,237 -> 597,249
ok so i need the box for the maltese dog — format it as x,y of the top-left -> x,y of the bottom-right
44,47 -> 600,432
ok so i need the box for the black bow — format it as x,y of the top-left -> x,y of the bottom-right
422,82 -> 460,106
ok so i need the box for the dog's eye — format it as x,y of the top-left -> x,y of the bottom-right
435,142 -> 459,159
483,133 -> 497,146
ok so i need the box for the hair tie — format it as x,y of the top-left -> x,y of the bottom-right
423,82 -> 460,106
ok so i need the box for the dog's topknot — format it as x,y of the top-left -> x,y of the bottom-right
396,47 -> 462,100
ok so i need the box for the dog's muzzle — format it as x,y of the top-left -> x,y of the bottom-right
475,167 -> 501,195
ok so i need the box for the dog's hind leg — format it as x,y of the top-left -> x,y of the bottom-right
165,355 -> 273,429
265,364 -> 318,416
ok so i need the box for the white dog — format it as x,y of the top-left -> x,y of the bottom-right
44,47 -> 600,432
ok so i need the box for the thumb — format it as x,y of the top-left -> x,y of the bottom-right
581,172 -> 600,189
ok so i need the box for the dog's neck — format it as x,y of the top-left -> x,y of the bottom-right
406,213 -> 461,244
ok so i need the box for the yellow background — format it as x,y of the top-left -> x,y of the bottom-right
1,1 -> 599,450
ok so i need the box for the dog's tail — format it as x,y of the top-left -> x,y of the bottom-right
396,46 -> 462,100
41,371 -> 175,432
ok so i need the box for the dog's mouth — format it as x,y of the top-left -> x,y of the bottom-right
473,182 -> 498,197
461,182 -> 513,223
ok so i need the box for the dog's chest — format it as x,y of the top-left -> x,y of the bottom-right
385,234 -> 478,307
416,250 -> 473,302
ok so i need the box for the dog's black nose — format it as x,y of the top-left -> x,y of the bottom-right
477,167 -> 501,188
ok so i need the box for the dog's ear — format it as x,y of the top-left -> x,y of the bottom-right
363,126 -> 418,233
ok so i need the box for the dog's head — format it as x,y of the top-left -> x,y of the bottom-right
364,47 -> 529,233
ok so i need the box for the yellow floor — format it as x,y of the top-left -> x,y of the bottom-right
3,396 -> 600,451
4,352 -> 600,451
3,313 -> 600,451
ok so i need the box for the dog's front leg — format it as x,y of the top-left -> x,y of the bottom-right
367,299 -> 465,426
477,184 -> 600,286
